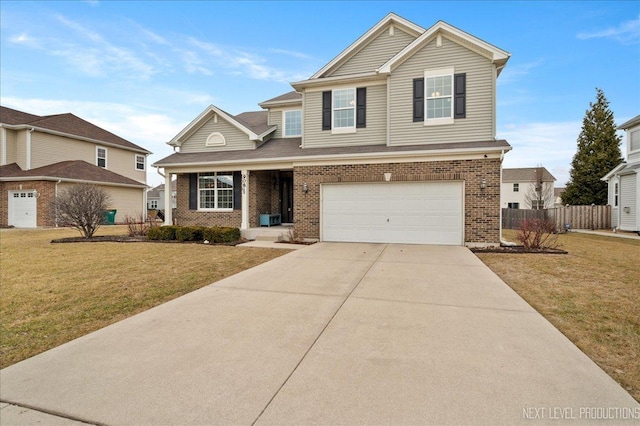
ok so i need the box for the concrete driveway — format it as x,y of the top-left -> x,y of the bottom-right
1,243 -> 638,425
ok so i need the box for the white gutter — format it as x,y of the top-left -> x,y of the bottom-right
0,175 -> 147,189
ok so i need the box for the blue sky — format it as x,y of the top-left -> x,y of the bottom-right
1,1 -> 638,187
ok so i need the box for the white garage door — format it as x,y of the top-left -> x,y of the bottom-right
322,181 -> 463,245
9,190 -> 38,228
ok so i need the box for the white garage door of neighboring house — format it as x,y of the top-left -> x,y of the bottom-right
321,181 -> 464,245
9,190 -> 37,228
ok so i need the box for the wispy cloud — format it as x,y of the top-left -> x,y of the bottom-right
8,32 -> 40,48
497,60 -> 544,86
268,48 -> 313,60
498,121 -> 582,185
577,16 -> 640,44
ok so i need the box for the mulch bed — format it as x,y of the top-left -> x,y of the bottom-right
470,246 -> 568,254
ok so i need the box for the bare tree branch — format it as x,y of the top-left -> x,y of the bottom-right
54,184 -> 111,238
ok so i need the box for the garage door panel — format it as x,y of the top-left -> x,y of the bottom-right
322,182 -> 463,245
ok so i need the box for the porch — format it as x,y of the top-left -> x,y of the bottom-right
242,223 -> 294,241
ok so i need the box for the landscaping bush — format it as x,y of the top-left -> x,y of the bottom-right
147,225 -> 179,241
203,226 -> 241,243
176,226 -> 206,242
516,218 -> 559,250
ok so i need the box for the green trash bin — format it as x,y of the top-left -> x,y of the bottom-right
102,209 -> 117,225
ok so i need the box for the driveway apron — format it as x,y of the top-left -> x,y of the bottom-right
1,243 -> 638,425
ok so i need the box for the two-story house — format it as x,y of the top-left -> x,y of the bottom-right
501,167 -> 556,210
0,106 -> 150,228
602,114 -> 640,234
154,13 -> 512,246
147,180 -> 177,210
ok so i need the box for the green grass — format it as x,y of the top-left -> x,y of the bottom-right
0,226 -> 290,368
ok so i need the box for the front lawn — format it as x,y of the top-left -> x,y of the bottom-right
0,226 -> 290,368
476,230 -> 640,402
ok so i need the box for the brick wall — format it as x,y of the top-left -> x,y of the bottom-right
0,180 -> 57,227
293,159 -> 501,244
175,173 -> 241,227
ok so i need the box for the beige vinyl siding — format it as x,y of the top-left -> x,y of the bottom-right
268,109 -> 284,139
15,130 -> 27,169
3,129 -> 18,165
330,27 -> 416,77
619,174 -> 637,231
389,36 -> 494,146
303,84 -> 387,148
180,116 -> 255,153
30,132 -> 146,183
57,183 -> 145,224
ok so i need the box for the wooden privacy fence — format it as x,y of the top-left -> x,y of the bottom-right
502,205 -> 611,230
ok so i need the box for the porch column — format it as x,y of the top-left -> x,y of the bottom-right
241,169 -> 249,230
164,172 -> 173,226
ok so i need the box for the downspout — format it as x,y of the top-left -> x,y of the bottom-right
54,179 -> 62,227
26,127 -> 34,170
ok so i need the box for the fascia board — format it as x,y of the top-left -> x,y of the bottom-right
310,13 -> 425,80
155,144 -> 511,169
291,72 -> 384,91
0,124 -> 151,154
378,21 -> 511,74
601,162 -> 628,181
0,175 -> 148,188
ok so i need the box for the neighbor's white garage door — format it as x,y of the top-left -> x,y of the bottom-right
322,181 -> 463,245
8,190 -> 37,228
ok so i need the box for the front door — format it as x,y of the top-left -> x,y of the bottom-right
280,172 -> 294,223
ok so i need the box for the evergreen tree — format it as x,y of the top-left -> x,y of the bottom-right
562,88 -> 622,205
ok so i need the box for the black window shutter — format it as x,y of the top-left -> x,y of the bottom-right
454,73 -> 466,119
356,87 -> 366,128
322,91 -> 331,130
189,173 -> 198,210
233,171 -> 242,210
413,78 -> 424,122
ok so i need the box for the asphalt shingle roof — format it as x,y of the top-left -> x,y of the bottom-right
502,167 -> 556,183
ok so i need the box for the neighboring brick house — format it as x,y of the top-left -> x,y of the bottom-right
154,13 -> 512,246
501,167 -> 556,210
0,106 -> 150,227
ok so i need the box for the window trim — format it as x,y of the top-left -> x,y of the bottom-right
197,172 -> 234,211
513,183 -> 519,192
205,132 -> 226,147
135,154 -> 145,171
331,88 -> 356,134
629,129 -> 640,154
96,146 -> 107,168
283,109 -> 302,137
149,199 -> 158,209
614,181 -> 619,207
424,67 -> 454,126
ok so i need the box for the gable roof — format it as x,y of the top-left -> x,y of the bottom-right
378,20 -> 510,75
0,106 -> 150,154
311,13 -> 425,79
0,161 -> 147,188
168,105 -> 276,147
502,167 -> 556,183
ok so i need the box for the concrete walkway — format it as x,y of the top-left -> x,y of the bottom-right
1,243 -> 638,425
572,229 -> 640,240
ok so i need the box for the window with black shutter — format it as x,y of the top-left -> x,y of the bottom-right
322,91 -> 331,130
454,73 -> 466,119
189,173 -> 198,210
356,87 -> 366,128
413,78 -> 424,122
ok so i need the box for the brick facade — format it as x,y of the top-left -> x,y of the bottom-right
0,181 -> 57,227
293,159 -> 501,244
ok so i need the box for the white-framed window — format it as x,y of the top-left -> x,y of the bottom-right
513,183 -> 519,192
283,110 -> 302,137
332,88 -> 355,131
531,200 -> 544,210
614,182 -> 619,207
206,132 -> 226,147
630,129 -> 640,153
198,172 -> 233,210
135,155 -> 145,171
149,200 -> 158,209
508,202 -> 520,209
96,147 -> 107,168
424,67 -> 454,125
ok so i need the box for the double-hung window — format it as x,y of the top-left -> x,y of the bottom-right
513,183 -> 519,192
425,68 -> 453,125
97,147 -> 107,168
630,129 -> 640,153
614,182 -> 619,207
283,110 -> 302,137
198,172 -> 233,210
332,88 -> 355,131
135,155 -> 145,171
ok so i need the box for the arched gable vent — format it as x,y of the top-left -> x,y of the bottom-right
206,132 -> 226,147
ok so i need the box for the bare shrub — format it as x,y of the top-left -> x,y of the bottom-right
124,212 -> 157,237
516,218 -> 559,250
55,184 -> 111,238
